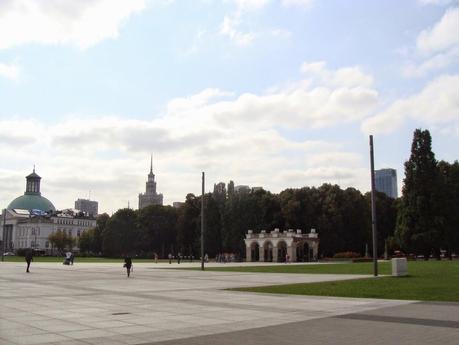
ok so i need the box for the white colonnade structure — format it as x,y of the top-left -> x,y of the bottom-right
244,228 -> 319,262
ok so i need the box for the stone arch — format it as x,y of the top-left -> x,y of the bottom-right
294,240 -> 311,262
277,240 -> 287,262
263,241 -> 273,262
250,241 -> 260,262
295,241 -> 303,262
303,241 -> 310,262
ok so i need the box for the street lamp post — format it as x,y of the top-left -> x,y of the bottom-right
369,135 -> 378,277
201,172 -> 205,271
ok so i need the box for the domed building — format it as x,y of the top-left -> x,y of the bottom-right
7,168 -> 56,212
1,168 -> 96,254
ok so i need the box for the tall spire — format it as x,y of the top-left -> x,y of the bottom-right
150,154 -> 153,174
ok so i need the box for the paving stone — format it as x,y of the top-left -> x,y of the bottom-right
0,261 -> 432,345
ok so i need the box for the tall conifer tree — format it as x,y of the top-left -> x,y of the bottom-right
396,129 -> 442,258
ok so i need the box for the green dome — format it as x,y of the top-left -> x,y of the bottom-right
8,194 -> 56,212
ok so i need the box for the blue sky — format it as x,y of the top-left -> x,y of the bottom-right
1,0 -> 458,213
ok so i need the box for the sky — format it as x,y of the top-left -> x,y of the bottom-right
0,0 -> 458,214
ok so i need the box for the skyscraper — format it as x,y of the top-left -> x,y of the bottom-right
375,168 -> 398,199
138,155 -> 163,209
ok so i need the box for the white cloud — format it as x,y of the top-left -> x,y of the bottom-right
219,0 -> 273,46
417,7 -> 459,53
0,0 -> 147,50
403,46 -> 459,77
219,0 -> 309,46
281,0 -> 314,8
0,62 -> 19,80
301,61 -> 374,88
230,0 -> 271,12
362,74 -> 459,134
418,0 -> 456,5
0,62 -> 378,213
403,6 -> 459,77
219,14 -> 257,46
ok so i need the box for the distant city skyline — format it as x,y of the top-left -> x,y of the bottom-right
1,0 -> 458,214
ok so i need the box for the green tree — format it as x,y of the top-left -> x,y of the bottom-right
102,208 -> 140,257
395,129 -> 443,259
176,194 -> 200,256
341,187 -> 370,254
437,160 -> 459,258
204,194 -> 223,257
93,213 -> 109,254
316,184 -> 346,257
364,191 -> 397,256
79,213 -> 110,255
78,228 -> 96,254
137,205 -> 178,258
48,229 -> 75,254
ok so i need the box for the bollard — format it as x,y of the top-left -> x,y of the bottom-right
391,258 -> 408,276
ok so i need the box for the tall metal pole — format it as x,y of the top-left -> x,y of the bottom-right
201,172 -> 205,271
369,135 -> 378,277
1,209 -> 6,261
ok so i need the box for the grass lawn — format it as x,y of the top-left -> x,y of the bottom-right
199,262 -> 392,275
1,256 -> 163,263
230,261 -> 459,302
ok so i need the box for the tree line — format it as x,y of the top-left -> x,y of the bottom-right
77,129 -> 458,259
395,129 -> 459,259
78,182 -> 396,258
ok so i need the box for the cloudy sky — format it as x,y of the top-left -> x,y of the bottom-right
1,0 -> 458,214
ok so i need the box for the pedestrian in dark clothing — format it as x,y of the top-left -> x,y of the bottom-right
168,253 -> 172,264
124,256 -> 132,277
70,253 -> 74,265
177,252 -> 181,264
25,249 -> 33,273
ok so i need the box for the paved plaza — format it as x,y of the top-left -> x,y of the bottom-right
1,261 -> 457,345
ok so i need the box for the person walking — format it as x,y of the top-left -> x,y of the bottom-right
124,256 -> 133,278
177,252 -> 181,264
168,253 -> 172,264
25,249 -> 33,273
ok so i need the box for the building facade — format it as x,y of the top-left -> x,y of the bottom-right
234,185 -> 250,193
138,156 -> 163,209
375,168 -> 398,199
244,228 -> 319,262
75,198 -> 98,216
1,169 -> 96,253
3,209 -> 96,253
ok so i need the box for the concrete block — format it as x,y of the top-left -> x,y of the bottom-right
391,258 -> 408,276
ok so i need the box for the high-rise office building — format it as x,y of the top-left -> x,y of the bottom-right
75,198 -> 98,216
375,168 -> 398,199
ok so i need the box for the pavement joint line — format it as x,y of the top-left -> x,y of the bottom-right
334,313 -> 459,329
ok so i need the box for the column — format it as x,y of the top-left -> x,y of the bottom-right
272,246 -> 278,262
312,242 -> 318,261
287,245 -> 296,262
259,245 -> 265,262
245,244 -> 252,262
